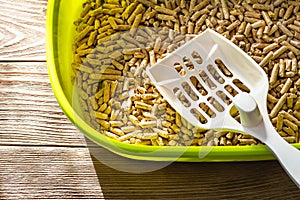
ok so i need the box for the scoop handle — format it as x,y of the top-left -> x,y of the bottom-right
233,92 -> 300,188
247,120 -> 300,188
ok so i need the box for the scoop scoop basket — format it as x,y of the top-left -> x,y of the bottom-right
146,29 -> 300,188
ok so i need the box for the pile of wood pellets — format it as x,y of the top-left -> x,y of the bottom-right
72,0 -> 300,146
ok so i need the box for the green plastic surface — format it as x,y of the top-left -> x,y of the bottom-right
46,0 -> 300,162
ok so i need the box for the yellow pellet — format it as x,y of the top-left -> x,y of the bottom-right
104,131 -> 119,140
110,80 -> 118,97
110,127 -> 125,136
141,93 -> 158,100
89,7 -> 103,17
127,4 -> 145,25
94,111 -> 109,120
122,2 -> 137,19
121,126 -> 137,133
287,96 -> 294,108
131,13 -> 142,31
136,132 -> 158,140
108,17 -> 118,29
118,132 -> 138,142
110,109 -> 119,121
175,112 -> 181,127
110,120 -> 124,128
294,111 -> 300,120
192,0 -> 210,11
152,128 -> 169,139
269,63 -> 279,86
98,103 -> 108,112
156,136 -> 165,146
103,81 -> 111,103
129,115 -> 140,126
87,30 -> 97,46
170,124 -> 180,134
138,120 -> 157,128
115,25 -> 131,31
251,20 -> 266,29
97,119 -> 110,130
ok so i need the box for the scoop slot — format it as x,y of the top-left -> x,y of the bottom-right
199,70 -> 217,90
215,58 -> 233,78
174,62 -> 186,76
190,76 -> 208,96
191,50 -> 203,64
190,108 -> 208,124
207,64 -> 225,84
199,102 -> 216,118
225,85 -> 238,97
182,81 -> 199,101
233,79 -> 250,93
183,56 -> 195,71
208,96 -> 225,112
216,91 -> 232,105
173,87 -> 191,108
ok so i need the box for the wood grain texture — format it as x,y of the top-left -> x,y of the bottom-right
0,62 -> 86,146
91,147 -> 300,200
0,146 -> 103,199
0,0 -> 47,60
1,0 -> 300,199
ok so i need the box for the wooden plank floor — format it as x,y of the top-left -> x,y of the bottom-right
1,0 -> 300,199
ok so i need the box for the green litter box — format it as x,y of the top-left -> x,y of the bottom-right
46,0 -> 299,162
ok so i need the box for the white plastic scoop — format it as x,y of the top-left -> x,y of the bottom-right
147,29 -> 300,188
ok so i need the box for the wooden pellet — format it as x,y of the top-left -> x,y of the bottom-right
259,51 -> 273,67
277,22 -> 293,37
118,131 -> 138,142
104,131 -> 119,140
281,41 -> 300,56
281,111 -> 300,127
127,4 -> 145,25
270,93 -> 288,118
110,127 -> 125,136
280,78 -> 293,95
273,46 -> 288,59
283,136 -> 296,143
94,111 -> 109,120
277,113 -> 284,131
220,0 -> 229,19
283,119 -> 298,132
253,3 -> 271,11
263,43 -> 278,55
73,0 -> 300,147
136,132 -> 158,140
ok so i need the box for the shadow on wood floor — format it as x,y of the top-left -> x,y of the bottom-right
88,145 -> 300,200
